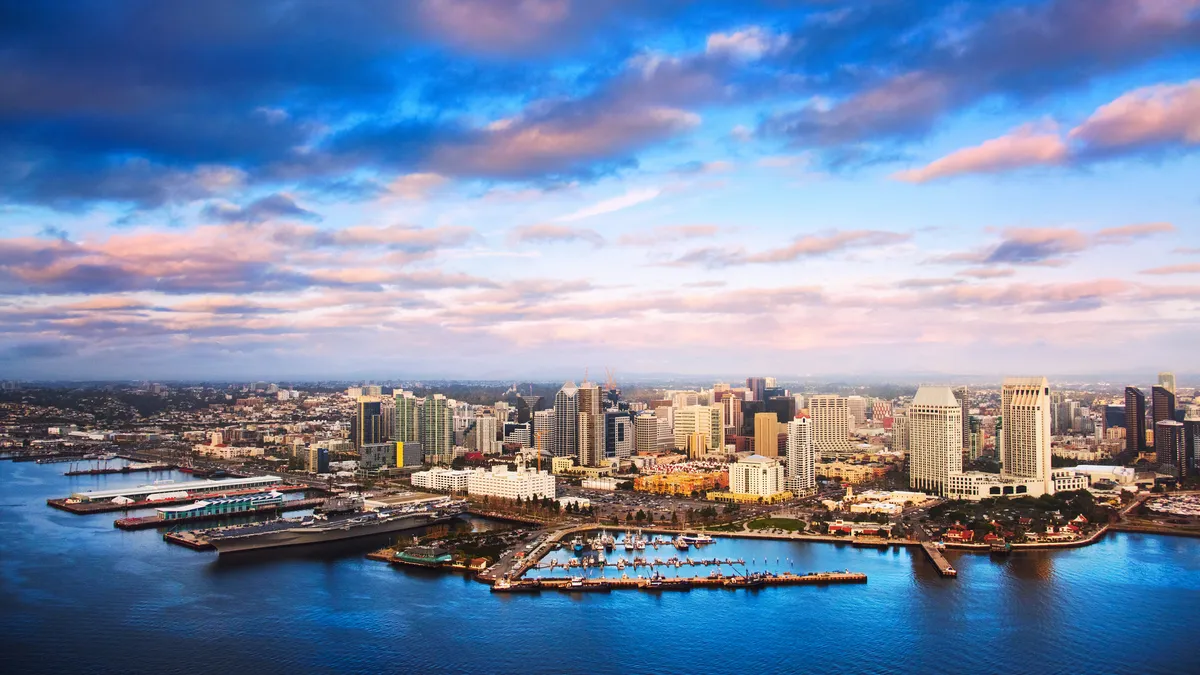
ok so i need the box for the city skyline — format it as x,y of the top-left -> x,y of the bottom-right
2,1 -> 1198,380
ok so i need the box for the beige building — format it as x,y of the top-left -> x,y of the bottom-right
753,412 -> 781,458
674,404 -> 725,457
908,385 -> 963,496
809,395 -> 852,459
1000,376 -> 1053,495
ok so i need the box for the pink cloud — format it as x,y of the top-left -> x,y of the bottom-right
892,124 -> 1068,183
508,223 -> 604,247
1070,79 -> 1200,151
1139,263 -> 1200,275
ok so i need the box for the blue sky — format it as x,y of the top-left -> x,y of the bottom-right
1,0 -> 1198,380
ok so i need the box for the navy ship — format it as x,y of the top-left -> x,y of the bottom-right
207,497 -> 466,555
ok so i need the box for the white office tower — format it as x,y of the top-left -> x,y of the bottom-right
909,386 -> 963,496
729,455 -> 784,497
1000,376 -> 1053,494
634,413 -> 658,454
809,395 -> 852,459
673,404 -> 724,455
474,415 -> 499,455
393,390 -> 421,442
1158,372 -> 1176,395
551,382 -> 579,458
533,409 -> 554,452
785,417 -> 815,495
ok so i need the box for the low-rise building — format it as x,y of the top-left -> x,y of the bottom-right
466,465 -> 556,501
581,477 -> 620,491
411,467 -> 471,492
633,472 -> 725,496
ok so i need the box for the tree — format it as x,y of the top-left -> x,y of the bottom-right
671,512 -> 679,525
635,510 -> 646,523
646,512 -> 654,524
626,512 -> 634,523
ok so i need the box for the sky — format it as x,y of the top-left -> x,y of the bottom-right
1,0 -> 1198,381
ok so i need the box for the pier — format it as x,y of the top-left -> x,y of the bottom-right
114,497 -> 326,530
920,541 -> 957,577
64,462 -> 174,476
492,571 -> 868,593
48,484 -> 308,514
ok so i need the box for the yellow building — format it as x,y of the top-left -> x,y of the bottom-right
709,490 -> 793,504
634,472 -> 724,496
551,456 -> 575,474
754,413 -> 781,458
816,461 -> 889,484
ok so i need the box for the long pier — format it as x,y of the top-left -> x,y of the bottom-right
920,541 -> 957,577
48,484 -> 309,515
493,571 -> 868,593
114,497 -> 326,530
64,463 -> 174,476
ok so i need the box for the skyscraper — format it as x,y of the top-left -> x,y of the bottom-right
533,409 -> 554,453
353,397 -> 385,449
1158,372 -> 1177,396
634,412 -> 659,454
420,394 -> 452,460
753,412 -> 781,458
953,387 -> 971,450
576,381 -> 604,467
785,417 -> 815,495
1184,408 -> 1200,479
394,390 -> 421,442
1000,377 -> 1052,494
846,396 -> 866,430
809,395 -> 851,459
675,405 -> 724,457
746,377 -> 766,402
1125,387 -> 1147,454
516,394 -> 542,424
551,382 -> 579,458
1156,420 -> 1185,477
604,410 -> 634,461
1152,385 -> 1176,429
909,386 -> 963,496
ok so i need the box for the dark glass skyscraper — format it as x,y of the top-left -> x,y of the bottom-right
1151,385 -> 1176,428
1125,387 -> 1146,454
353,399 -> 384,449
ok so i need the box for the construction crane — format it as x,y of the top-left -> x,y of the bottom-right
534,431 -> 544,473
604,367 -> 617,392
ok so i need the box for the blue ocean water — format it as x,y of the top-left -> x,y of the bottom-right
1,459 -> 1197,674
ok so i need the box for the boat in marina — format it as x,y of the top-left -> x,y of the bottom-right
673,536 -> 690,551
623,531 -> 635,551
635,530 -> 646,550
572,536 -> 584,553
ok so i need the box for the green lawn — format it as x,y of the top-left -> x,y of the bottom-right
747,517 -> 806,532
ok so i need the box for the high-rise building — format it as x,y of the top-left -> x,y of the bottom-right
746,377 -> 767,402
576,381 -> 604,467
765,396 -> 797,425
1152,385 -> 1176,429
753,412 -> 781,458
1000,377 -> 1052,494
634,413 -> 659,454
953,387 -> 971,450
394,390 -> 421,442
846,396 -> 867,429
1158,372 -> 1177,396
1156,420 -> 1186,477
1184,408 -> 1200,479
353,397 -> 385,449
474,415 -> 499,455
720,393 -> 744,436
1125,387 -> 1147,454
604,411 -> 634,462
809,395 -> 851,459
891,413 -> 909,453
551,382 -> 579,458
533,409 -> 554,453
785,417 -> 815,495
420,394 -> 452,460
674,405 -> 724,457
516,394 -> 542,424
909,386 -> 963,496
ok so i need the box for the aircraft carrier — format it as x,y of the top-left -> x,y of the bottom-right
207,497 -> 467,555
